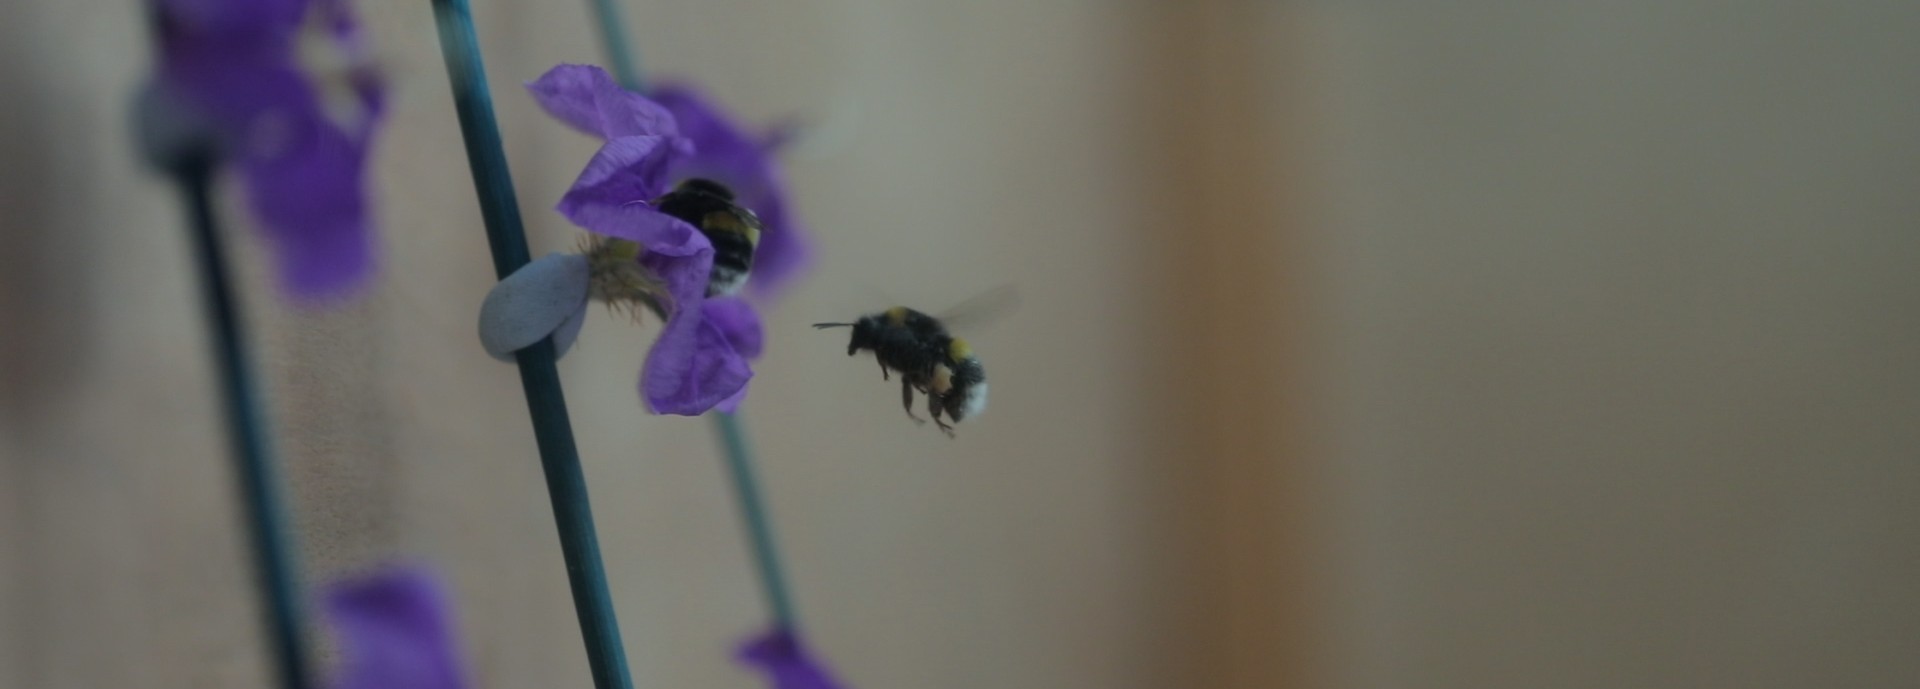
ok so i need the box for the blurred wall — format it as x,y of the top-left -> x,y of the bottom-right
1299,3 -> 1920,688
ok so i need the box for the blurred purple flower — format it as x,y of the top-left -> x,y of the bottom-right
738,628 -> 849,689
519,64 -> 760,415
651,82 -> 812,299
324,566 -> 468,689
146,0 -> 385,301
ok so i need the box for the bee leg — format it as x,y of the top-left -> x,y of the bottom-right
900,377 -> 925,424
929,392 -> 955,438
878,358 -> 890,381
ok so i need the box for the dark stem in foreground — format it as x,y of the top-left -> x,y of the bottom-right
430,2 -> 635,688
175,158 -> 312,689
580,0 -> 806,633
715,412 -> 799,628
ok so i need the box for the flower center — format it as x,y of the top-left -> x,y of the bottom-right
581,235 -> 667,318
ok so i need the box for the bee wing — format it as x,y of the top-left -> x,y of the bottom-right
935,284 -> 1022,332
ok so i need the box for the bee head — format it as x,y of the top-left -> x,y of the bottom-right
811,315 -> 884,356
846,316 -> 887,355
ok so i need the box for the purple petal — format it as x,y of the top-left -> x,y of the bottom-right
703,297 -> 765,360
651,82 -> 813,298
649,83 -> 758,173
638,246 -> 716,310
324,567 -> 469,689
632,245 -> 751,414
526,64 -> 680,140
737,628 -> 848,689
241,113 -> 376,300
626,246 -> 750,415
641,305 -> 753,415
555,135 -> 690,223
704,298 -> 763,412
477,253 -> 592,360
560,200 -> 710,264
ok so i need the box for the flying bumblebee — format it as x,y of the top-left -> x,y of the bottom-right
814,289 -> 1015,436
653,178 -> 762,296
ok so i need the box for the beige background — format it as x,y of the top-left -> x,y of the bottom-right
4,2 -> 1919,689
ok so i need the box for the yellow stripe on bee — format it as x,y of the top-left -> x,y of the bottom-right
931,364 -> 954,393
886,307 -> 908,325
702,211 -> 763,246
947,338 -> 972,362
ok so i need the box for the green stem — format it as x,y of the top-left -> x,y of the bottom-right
430,2 -> 635,688
175,159 -> 312,689
714,412 -> 799,629
588,0 -> 646,91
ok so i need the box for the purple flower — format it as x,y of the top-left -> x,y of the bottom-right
650,82 -> 812,299
323,566 -> 468,689
146,0 -> 386,301
517,64 -> 762,415
738,628 -> 849,689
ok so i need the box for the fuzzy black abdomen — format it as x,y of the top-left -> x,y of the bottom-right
703,227 -> 756,295
655,179 -> 763,296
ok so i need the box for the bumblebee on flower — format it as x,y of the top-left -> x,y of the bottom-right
479,64 -> 806,417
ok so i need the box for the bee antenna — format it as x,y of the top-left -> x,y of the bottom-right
812,322 -> 854,329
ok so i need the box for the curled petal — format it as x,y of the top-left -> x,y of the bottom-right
477,253 -> 592,360
704,298 -> 763,413
703,297 -> 764,360
737,628 -> 847,689
638,249 -> 713,321
635,247 -> 750,415
555,135 -> 690,221
642,306 -> 752,415
324,566 -> 469,689
526,64 -> 679,140
561,200 -> 710,266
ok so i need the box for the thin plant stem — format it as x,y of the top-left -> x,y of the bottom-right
430,2 -> 635,688
714,412 -> 798,629
579,0 -> 805,633
588,0 -> 645,91
175,158 -> 312,689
